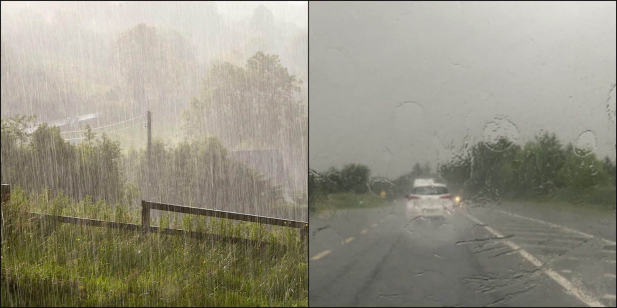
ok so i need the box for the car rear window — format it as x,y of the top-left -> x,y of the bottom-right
412,186 -> 449,195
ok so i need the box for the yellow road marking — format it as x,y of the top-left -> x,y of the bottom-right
310,250 -> 331,261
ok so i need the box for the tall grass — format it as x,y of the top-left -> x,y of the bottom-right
1,187 -> 308,307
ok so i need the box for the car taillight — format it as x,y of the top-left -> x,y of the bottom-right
440,194 -> 452,200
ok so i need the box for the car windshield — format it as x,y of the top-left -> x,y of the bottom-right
309,1 -> 616,307
413,186 -> 449,196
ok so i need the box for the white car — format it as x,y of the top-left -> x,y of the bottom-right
405,182 -> 454,219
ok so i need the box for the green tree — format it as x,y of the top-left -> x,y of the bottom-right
183,51 -> 305,148
603,157 -> 616,186
340,164 -> 371,194
517,132 -> 567,195
465,138 -> 521,199
439,153 -> 472,190
559,144 -> 609,192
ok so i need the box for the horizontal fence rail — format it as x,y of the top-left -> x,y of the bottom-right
24,212 -> 275,248
142,201 -> 309,241
0,185 -> 308,245
143,201 -> 307,228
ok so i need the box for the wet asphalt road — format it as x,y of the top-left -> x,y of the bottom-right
309,201 -> 616,307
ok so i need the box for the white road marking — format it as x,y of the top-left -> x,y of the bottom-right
371,223 -> 378,228
603,250 -> 616,253
561,270 -> 572,274
499,227 -> 562,233
361,229 -> 368,235
462,212 -> 605,307
311,250 -> 331,261
602,294 -> 616,300
514,237 -> 586,243
604,274 -> 616,279
519,244 -> 574,250
494,209 -> 616,245
501,230 -> 580,237
344,237 -> 355,244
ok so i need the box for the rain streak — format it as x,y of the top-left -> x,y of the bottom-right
1,2 -> 308,307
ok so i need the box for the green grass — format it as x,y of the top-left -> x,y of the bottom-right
504,186 -> 616,215
1,187 -> 307,307
311,193 -> 390,215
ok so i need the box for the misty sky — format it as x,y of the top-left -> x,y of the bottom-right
309,1 -> 616,179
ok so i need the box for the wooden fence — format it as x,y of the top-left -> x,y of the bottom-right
0,184 -> 308,246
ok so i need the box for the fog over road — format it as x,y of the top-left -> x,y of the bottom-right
309,201 -> 616,307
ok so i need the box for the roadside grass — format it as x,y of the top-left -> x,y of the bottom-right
1,187 -> 308,307
311,193 -> 389,215
504,186 -> 616,216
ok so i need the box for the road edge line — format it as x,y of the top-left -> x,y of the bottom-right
462,211 -> 605,307
494,209 -> 616,245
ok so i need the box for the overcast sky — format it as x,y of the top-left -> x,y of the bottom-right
309,1 -> 616,179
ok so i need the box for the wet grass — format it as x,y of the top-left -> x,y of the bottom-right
505,187 -> 616,215
1,187 -> 307,307
311,193 -> 389,214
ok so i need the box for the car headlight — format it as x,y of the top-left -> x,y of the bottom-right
454,196 -> 461,203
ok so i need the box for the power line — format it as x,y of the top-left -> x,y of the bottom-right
60,114 -> 146,134
62,120 -> 146,142
103,121 -> 147,135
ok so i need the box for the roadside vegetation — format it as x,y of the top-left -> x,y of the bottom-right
310,193 -> 389,214
310,131 -> 616,215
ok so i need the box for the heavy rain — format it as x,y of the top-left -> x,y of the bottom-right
308,2 -> 616,307
1,1 -> 307,306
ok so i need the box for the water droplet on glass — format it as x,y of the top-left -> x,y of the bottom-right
574,131 -> 597,157
482,116 -> 519,152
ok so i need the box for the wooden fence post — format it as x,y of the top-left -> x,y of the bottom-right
141,200 -> 150,234
1,184 -> 10,249
300,224 -> 308,243
1,184 -> 10,204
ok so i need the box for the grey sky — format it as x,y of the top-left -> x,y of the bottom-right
309,1 -> 616,179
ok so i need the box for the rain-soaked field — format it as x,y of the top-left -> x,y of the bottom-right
1,1 -> 308,306
1,188 -> 307,306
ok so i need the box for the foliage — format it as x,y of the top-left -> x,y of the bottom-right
183,52 -> 306,148
1,188 -> 307,307
123,136 -> 287,218
311,193 -> 388,213
1,115 -> 294,220
603,156 -> 616,187
438,132 -> 613,204
558,144 -> 609,192
338,164 -> 371,194
309,131 -> 615,210
1,116 -> 124,203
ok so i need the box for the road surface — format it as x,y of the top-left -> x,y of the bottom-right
309,200 -> 616,307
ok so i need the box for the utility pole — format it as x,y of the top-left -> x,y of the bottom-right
147,111 -> 152,197
147,110 -> 151,163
